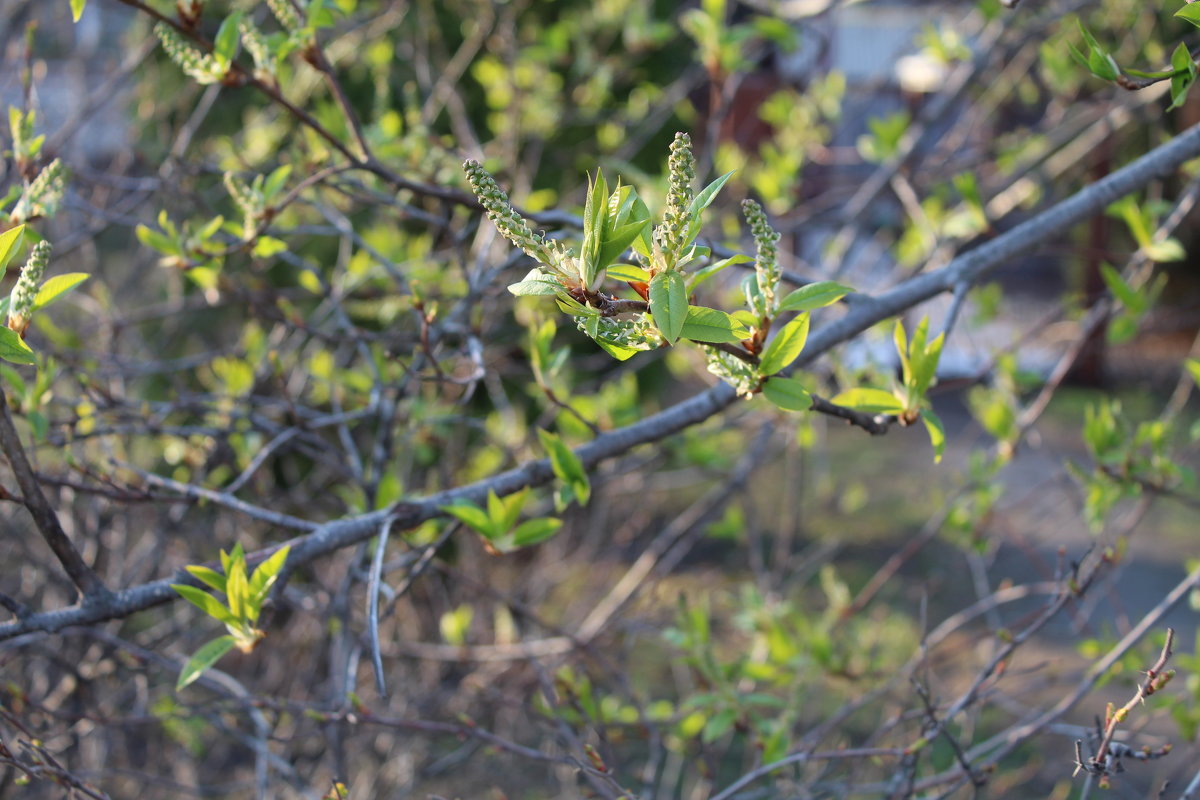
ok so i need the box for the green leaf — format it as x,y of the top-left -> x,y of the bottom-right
649,270 -> 688,345
213,12 -> 244,66
177,636 -> 236,691
922,408 -> 945,463
594,337 -> 640,360
33,273 -> 88,311
608,264 -> 650,283
538,429 -> 590,506
596,219 -> 651,280
1169,42 -> 1197,110
1144,238 -> 1185,262
225,559 -> 248,621
184,564 -> 227,593
249,544 -> 290,605
508,269 -> 561,296
511,517 -> 563,547
758,313 -> 810,375
496,487 -> 528,533
1177,3 -> 1200,28
831,387 -> 906,414
579,170 -> 608,288
486,489 -> 506,528
135,224 -> 178,255
629,195 -> 653,257
679,306 -> 750,344
262,164 -> 292,200
683,170 -> 735,248
251,237 -> 288,258
1100,263 -> 1144,313
688,254 -> 752,292
172,584 -> 237,624
894,320 -> 911,385
70,0 -> 87,22
556,295 -> 600,317
702,708 -> 737,743
0,225 -> 25,274
0,328 -> 35,366
1069,21 -> 1120,82
778,281 -> 853,312
761,377 -> 811,411
441,500 -> 495,537
687,171 -> 735,219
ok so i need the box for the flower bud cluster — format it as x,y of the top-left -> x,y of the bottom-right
653,133 -> 695,268
742,199 -> 780,317
705,349 -> 759,397
11,159 -> 65,224
8,240 -> 50,337
239,17 -> 277,83
463,160 -> 555,266
224,172 -> 263,236
576,315 -> 660,351
155,23 -> 224,85
266,0 -> 303,33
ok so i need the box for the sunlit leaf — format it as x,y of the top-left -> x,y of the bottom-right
758,313 -> 809,375
177,636 -> 236,691
778,281 -> 853,312
649,270 -> 687,344
831,387 -> 906,414
762,377 -> 811,411
33,273 -> 88,311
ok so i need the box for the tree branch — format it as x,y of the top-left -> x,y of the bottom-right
0,389 -> 109,600
5,117 -> 1200,640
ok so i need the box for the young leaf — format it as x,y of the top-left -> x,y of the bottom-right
185,564 -> 228,593
70,0 -> 88,22
608,263 -> 650,283
682,170 -> 735,247
1169,42 -> 1197,111
172,584 -> 238,624
687,170 -> 735,219
538,429 -> 590,506
679,306 -> 750,344
0,328 -> 36,366
249,544 -> 290,603
593,337 -> 640,361
894,320 -> 911,385
0,225 -> 25,274
33,273 -> 89,311
761,376 -> 811,411
497,487 -> 528,534
596,219 -> 650,281
511,517 -> 563,547
758,313 -> 810,376
923,408 -> 946,463
262,164 -> 292,201
649,270 -> 688,345
213,12 -> 244,66
831,388 -> 906,414
688,254 -> 752,292
1177,3 -> 1200,28
225,559 -> 248,621
579,171 -> 609,288
1143,238 -> 1185,262
556,295 -> 601,317
777,281 -> 853,312
1099,264 -> 1144,313
441,500 -> 495,538
177,635 -> 236,691
911,331 -> 944,398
